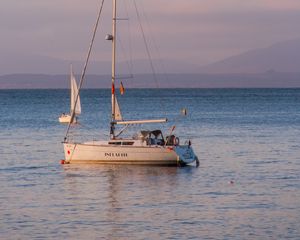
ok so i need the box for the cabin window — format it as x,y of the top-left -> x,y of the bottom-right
108,141 -> 134,145
109,142 -> 122,145
122,142 -> 134,145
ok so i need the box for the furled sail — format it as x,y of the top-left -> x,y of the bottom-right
114,95 -> 123,121
70,67 -> 81,115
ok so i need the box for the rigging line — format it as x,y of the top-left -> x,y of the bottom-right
138,2 -> 168,115
139,2 -> 165,75
115,124 -> 130,137
133,0 -> 160,89
117,36 -> 133,79
141,3 -> 170,85
116,0 -> 133,77
124,1 -> 134,86
64,0 -> 105,141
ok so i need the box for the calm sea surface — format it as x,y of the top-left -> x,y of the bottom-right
0,88 -> 300,239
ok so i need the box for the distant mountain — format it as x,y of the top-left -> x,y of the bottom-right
2,39 -> 300,88
0,52 -> 200,75
200,38 -> 300,74
1,72 -> 300,89
2,38 -> 300,76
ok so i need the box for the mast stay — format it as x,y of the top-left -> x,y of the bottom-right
64,0 -> 105,142
110,0 -> 169,139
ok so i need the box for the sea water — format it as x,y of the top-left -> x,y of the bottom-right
0,88 -> 300,239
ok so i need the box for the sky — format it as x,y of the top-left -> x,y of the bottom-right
1,0 -> 300,70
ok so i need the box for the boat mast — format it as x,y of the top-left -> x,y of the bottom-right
110,0 -> 117,139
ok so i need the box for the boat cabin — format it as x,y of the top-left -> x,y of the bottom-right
139,130 -> 165,146
103,130 -> 178,147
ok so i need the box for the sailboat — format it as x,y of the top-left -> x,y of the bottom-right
62,0 -> 198,166
59,65 -> 81,123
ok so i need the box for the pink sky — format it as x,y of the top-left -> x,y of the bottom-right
0,0 -> 300,70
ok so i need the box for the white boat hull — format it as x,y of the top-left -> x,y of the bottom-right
63,142 -> 197,166
59,114 -> 77,123
60,2 -> 200,167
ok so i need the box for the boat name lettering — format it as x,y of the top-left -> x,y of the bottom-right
105,152 -> 128,157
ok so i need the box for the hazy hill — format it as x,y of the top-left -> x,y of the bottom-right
200,39 -> 300,74
2,39 -> 300,76
0,52 -> 200,75
1,39 -> 300,88
1,72 -> 300,89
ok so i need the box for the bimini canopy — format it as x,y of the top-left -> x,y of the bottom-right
140,130 -> 163,138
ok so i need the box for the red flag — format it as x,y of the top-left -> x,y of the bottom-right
112,83 -> 115,94
120,81 -> 125,95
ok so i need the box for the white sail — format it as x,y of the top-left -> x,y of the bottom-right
70,67 -> 81,115
114,95 -> 123,121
